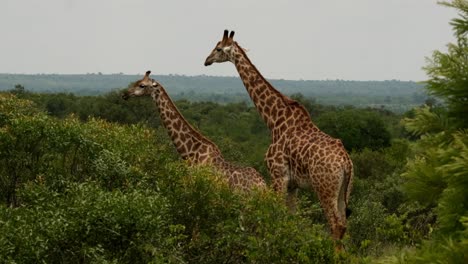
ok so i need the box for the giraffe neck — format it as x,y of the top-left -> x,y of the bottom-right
151,85 -> 221,161
231,42 -> 311,132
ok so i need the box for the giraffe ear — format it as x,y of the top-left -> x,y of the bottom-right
151,79 -> 158,87
223,46 -> 232,52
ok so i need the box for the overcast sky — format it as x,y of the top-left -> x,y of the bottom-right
0,0 -> 457,81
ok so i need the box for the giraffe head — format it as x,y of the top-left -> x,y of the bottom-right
204,29 -> 236,66
122,70 -> 159,100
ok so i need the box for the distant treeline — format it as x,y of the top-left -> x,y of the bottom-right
0,73 -> 427,112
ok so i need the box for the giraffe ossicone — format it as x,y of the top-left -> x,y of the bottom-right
122,70 -> 266,192
204,30 -> 354,243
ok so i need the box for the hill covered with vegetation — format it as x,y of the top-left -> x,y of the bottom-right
0,73 -> 427,112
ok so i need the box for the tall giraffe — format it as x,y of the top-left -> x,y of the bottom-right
204,30 -> 353,241
122,71 -> 266,192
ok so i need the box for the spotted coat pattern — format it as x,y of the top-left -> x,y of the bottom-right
205,31 -> 354,240
123,71 -> 266,192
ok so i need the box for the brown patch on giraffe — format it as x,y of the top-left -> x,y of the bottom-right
271,107 -> 278,117
191,141 -> 201,152
200,145 -> 208,153
174,120 -> 182,131
279,123 -> 287,132
253,89 -> 262,97
265,97 -> 276,107
275,116 -> 286,126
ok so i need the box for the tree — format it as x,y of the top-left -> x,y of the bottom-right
423,0 -> 468,128
315,108 -> 392,151
402,1 -> 468,262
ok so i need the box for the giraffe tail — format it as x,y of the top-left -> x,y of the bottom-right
343,164 -> 354,219
346,208 -> 352,218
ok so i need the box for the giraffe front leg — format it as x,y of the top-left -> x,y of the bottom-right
266,144 -> 295,211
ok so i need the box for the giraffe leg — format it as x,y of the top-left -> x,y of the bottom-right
286,186 -> 298,214
266,143 -> 292,208
270,168 -> 287,193
318,191 -> 346,242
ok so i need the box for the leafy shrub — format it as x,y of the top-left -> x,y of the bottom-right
0,95 -> 177,205
347,200 -> 388,255
162,166 -> 336,263
1,95 -> 336,263
346,141 -> 411,257
315,108 -> 392,151
0,183 -> 182,263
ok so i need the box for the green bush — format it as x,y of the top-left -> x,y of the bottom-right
162,166 -> 336,263
0,94 -> 177,205
0,183 -> 182,263
315,108 -> 392,151
0,94 -> 336,263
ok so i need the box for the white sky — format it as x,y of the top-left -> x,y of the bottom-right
0,0 -> 457,81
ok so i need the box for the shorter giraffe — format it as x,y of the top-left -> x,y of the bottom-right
122,71 -> 266,192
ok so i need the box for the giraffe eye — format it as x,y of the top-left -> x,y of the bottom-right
139,84 -> 146,88
216,48 -> 222,52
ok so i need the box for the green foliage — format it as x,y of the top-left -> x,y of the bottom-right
0,74 -> 426,112
0,71 -> 419,262
0,183 -> 180,263
0,94 -> 176,206
351,140 -> 410,212
348,200 -> 389,254
316,108 -> 392,151
423,1 -> 468,128
398,1 -> 468,262
3,85 -> 403,179
403,106 -> 450,136
0,94 -> 337,263
436,131 -> 468,235
399,227 -> 468,264
160,166 -> 336,263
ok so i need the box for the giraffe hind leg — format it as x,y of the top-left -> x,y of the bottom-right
336,170 -> 349,239
319,187 -> 347,241
286,186 -> 298,213
321,199 -> 343,241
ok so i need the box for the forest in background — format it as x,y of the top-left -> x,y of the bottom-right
0,73 -> 427,113
0,1 -> 467,263
0,80 -> 418,263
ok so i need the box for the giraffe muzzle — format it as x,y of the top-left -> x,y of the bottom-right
204,58 -> 213,66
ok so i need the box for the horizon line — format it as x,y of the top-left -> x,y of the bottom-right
0,72 -> 424,83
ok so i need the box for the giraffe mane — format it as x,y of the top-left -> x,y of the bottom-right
234,42 -> 311,119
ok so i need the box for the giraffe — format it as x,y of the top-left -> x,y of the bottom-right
122,71 -> 266,192
204,30 -> 353,242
